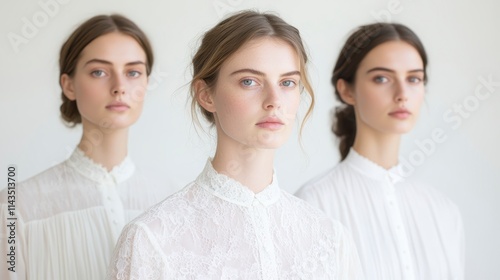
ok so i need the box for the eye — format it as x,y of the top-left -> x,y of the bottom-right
241,79 -> 257,87
373,76 -> 388,83
281,80 -> 297,88
128,70 -> 141,78
91,70 -> 106,77
408,76 -> 423,84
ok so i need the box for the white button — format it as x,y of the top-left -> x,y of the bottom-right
107,196 -> 112,201
110,209 -> 114,213
113,220 -> 118,224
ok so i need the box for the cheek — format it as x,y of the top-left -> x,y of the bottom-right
356,90 -> 384,118
217,94 -> 252,118
74,79 -> 105,102
282,94 -> 300,122
128,78 -> 149,103
411,89 -> 426,114
129,84 -> 147,104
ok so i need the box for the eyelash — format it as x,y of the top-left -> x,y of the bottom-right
241,78 -> 257,87
128,70 -> 142,78
373,76 -> 423,84
90,70 -> 142,78
91,70 -> 106,77
239,78 -> 298,89
281,80 -> 297,88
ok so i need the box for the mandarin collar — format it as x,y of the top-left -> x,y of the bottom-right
345,148 -> 405,184
66,148 -> 135,184
195,159 -> 281,207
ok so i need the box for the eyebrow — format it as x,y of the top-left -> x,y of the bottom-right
84,59 -> 146,67
230,68 -> 301,77
366,67 -> 424,74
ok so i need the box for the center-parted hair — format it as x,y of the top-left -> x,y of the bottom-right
190,10 -> 314,133
331,23 -> 428,160
59,14 -> 154,126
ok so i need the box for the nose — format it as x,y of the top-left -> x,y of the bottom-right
111,75 -> 126,96
394,80 -> 408,104
263,85 -> 281,110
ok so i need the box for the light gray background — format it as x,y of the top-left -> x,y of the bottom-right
1,0 -> 499,278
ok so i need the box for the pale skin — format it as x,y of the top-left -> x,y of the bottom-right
337,41 -> 425,169
60,32 -> 149,171
195,37 -> 302,193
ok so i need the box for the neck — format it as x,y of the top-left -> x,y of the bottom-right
352,125 -> 401,169
212,140 -> 275,194
78,122 -> 129,171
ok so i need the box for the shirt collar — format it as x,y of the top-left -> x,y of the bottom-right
66,148 -> 135,184
195,159 -> 281,207
345,148 -> 405,184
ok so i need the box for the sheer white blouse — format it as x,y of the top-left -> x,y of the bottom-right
0,148 -> 170,280
108,160 -> 364,280
295,148 -> 465,280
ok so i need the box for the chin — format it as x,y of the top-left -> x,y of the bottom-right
256,140 -> 287,150
390,126 -> 414,135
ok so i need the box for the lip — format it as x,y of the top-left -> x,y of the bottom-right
256,116 -> 285,130
388,109 -> 411,119
106,101 -> 130,112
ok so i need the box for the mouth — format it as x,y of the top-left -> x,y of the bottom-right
256,116 -> 285,130
388,109 -> 411,119
106,101 -> 130,112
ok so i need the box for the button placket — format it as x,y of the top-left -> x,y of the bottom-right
384,175 -> 415,280
249,199 -> 278,280
100,176 -> 125,236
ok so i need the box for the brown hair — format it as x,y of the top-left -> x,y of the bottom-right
59,14 -> 154,126
332,23 -> 428,160
190,10 -> 314,134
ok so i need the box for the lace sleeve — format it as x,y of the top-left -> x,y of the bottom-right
334,222 -> 365,280
107,222 -> 165,280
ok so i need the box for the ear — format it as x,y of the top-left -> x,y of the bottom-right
60,74 -> 76,101
337,79 -> 355,106
194,79 -> 216,113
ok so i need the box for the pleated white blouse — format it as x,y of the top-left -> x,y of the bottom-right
296,148 -> 465,280
0,148 -> 170,280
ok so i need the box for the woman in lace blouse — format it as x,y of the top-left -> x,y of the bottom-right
0,14 -> 170,279
296,23 -> 465,279
108,10 -> 363,279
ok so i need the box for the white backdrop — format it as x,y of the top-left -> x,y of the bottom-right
1,0 -> 499,278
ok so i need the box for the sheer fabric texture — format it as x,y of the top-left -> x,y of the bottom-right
296,148 -> 465,280
108,160 -> 363,279
0,148 -> 170,280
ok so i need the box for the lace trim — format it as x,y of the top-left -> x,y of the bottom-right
66,148 -> 135,184
195,159 -> 280,207
346,148 -> 404,184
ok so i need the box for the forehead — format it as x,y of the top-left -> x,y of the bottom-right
220,37 -> 300,73
78,32 -> 146,63
359,41 -> 423,71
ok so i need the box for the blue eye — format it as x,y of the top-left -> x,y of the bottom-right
281,80 -> 296,87
241,79 -> 256,87
128,70 -> 141,77
91,70 -> 105,77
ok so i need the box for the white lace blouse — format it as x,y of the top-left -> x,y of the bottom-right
0,148 -> 170,280
108,160 -> 363,280
295,148 -> 465,280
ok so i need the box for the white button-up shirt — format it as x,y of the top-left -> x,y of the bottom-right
296,148 -> 465,280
